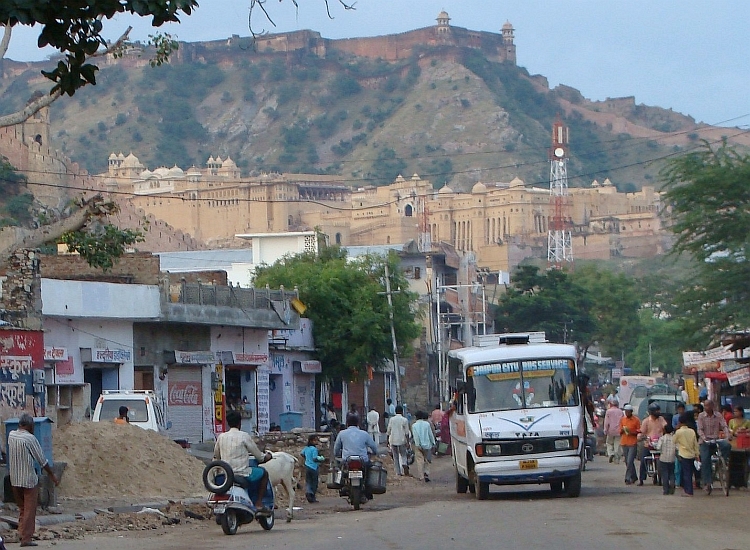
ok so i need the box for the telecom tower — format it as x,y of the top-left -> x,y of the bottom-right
547,119 -> 573,267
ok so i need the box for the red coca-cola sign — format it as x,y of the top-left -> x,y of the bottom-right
169,381 -> 202,406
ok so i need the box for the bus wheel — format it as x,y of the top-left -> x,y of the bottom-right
475,481 -> 489,500
565,472 -> 582,498
456,471 -> 469,494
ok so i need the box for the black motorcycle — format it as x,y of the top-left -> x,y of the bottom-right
328,456 -> 387,510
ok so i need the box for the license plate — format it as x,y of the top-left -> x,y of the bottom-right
213,505 -> 226,514
519,459 -> 538,470
349,471 -> 363,478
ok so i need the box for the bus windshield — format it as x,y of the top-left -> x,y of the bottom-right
466,358 -> 578,413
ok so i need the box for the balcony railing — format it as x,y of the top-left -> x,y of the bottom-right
165,280 -> 298,311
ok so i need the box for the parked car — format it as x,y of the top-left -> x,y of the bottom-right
92,390 -> 170,433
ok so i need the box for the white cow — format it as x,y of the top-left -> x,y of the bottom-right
261,451 -> 299,522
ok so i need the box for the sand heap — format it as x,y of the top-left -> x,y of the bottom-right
53,422 -> 206,499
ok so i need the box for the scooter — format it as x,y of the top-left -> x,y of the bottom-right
203,459 -> 276,535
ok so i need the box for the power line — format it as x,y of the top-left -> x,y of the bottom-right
11,125 -> 749,204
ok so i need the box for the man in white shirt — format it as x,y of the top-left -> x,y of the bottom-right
366,406 -> 380,443
214,410 -> 273,512
9,414 -> 59,547
386,405 -> 411,476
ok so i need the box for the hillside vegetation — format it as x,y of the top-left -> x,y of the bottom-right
0,38 -> 733,193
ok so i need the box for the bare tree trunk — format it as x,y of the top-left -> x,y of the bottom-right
0,194 -> 113,257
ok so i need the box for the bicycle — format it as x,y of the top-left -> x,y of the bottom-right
704,439 -> 730,496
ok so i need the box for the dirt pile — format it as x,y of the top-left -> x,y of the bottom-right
53,422 -> 206,499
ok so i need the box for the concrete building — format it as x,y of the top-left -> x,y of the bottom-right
39,253 -> 304,441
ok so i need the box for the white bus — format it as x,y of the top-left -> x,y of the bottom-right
449,334 -> 584,499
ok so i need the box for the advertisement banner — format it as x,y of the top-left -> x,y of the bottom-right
168,381 -> 203,406
727,367 -> 750,387
214,364 -> 225,435
0,329 -> 44,416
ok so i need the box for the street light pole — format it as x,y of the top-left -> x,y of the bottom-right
383,262 -> 403,405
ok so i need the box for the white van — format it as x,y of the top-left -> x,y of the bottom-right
92,390 -> 169,433
449,334 -> 584,499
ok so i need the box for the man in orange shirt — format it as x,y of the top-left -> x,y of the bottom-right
114,406 -> 129,425
619,404 -> 641,485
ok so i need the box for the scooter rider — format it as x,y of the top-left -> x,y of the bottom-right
214,410 -> 273,513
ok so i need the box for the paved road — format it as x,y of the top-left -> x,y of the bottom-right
43,455 -> 750,550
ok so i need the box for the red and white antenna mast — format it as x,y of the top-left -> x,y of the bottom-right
547,119 -> 573,267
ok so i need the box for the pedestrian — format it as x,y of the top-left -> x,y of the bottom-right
114,405 -> 129,424
673,412 -> 700,497
384,398 -> 396,429
697,399 -> 731,494
411,411 -> 436,482
656,423 -> 676,495
325,403 -> 337,429
8,413 -> 60,547
366,406 -> 380,443
619,404 -> 640,485
672,403 -> 686,431
603,401 -> 624,464
300,435 -> 325,503
430,404 -> 444,431
439,401 -> 455,456
386,405 -> 410,476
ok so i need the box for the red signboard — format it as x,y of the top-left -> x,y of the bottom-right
168,381 -> 203,406
0,329 -> 44,415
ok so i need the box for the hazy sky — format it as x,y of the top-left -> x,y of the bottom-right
6,1 -> 748,128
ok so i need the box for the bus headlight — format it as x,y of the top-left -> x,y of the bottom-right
555,439 -> 571,450
484,444 -> 503,456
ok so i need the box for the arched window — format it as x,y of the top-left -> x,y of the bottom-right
335,233 -> 342,244
404,204 -> 413,217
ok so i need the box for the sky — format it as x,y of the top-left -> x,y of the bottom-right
5,1 -> 749,128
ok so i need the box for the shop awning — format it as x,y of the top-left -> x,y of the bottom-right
704,371 -> 728,381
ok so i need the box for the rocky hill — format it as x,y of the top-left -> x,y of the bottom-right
0,28 -> 745,195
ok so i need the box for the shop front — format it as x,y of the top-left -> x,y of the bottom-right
222,352 -> 269,434
81,347 -> 131,411
164,350 -> 215,443
43,346 -> 88,424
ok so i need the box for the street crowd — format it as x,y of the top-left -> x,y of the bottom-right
602,397 -> 750,496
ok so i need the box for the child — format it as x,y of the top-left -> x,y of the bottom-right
672,412 -> 700,497
300,435 -> 325,503
656,423 -> 676,495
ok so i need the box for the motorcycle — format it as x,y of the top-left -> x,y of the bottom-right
203,459 -> 276,535
328,456 -> 387,510
642,437 -> 661,485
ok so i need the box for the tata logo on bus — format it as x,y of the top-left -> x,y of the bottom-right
169,382 -> 202,406
515,432 -> 540,438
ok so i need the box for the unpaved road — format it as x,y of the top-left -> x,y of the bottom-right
26,455 -> 750,550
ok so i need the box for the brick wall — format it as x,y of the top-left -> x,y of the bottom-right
0,249 -> 42,329
40,252 -> 161,284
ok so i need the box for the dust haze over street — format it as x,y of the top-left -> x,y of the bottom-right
40,455 -> 748,550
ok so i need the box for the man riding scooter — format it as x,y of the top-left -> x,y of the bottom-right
214,410 -> 273,513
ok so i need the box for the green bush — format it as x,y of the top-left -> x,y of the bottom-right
332,74 -> 362,98
115,113 -> 127,126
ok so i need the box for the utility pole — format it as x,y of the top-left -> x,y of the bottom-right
383,262 -> 403,405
